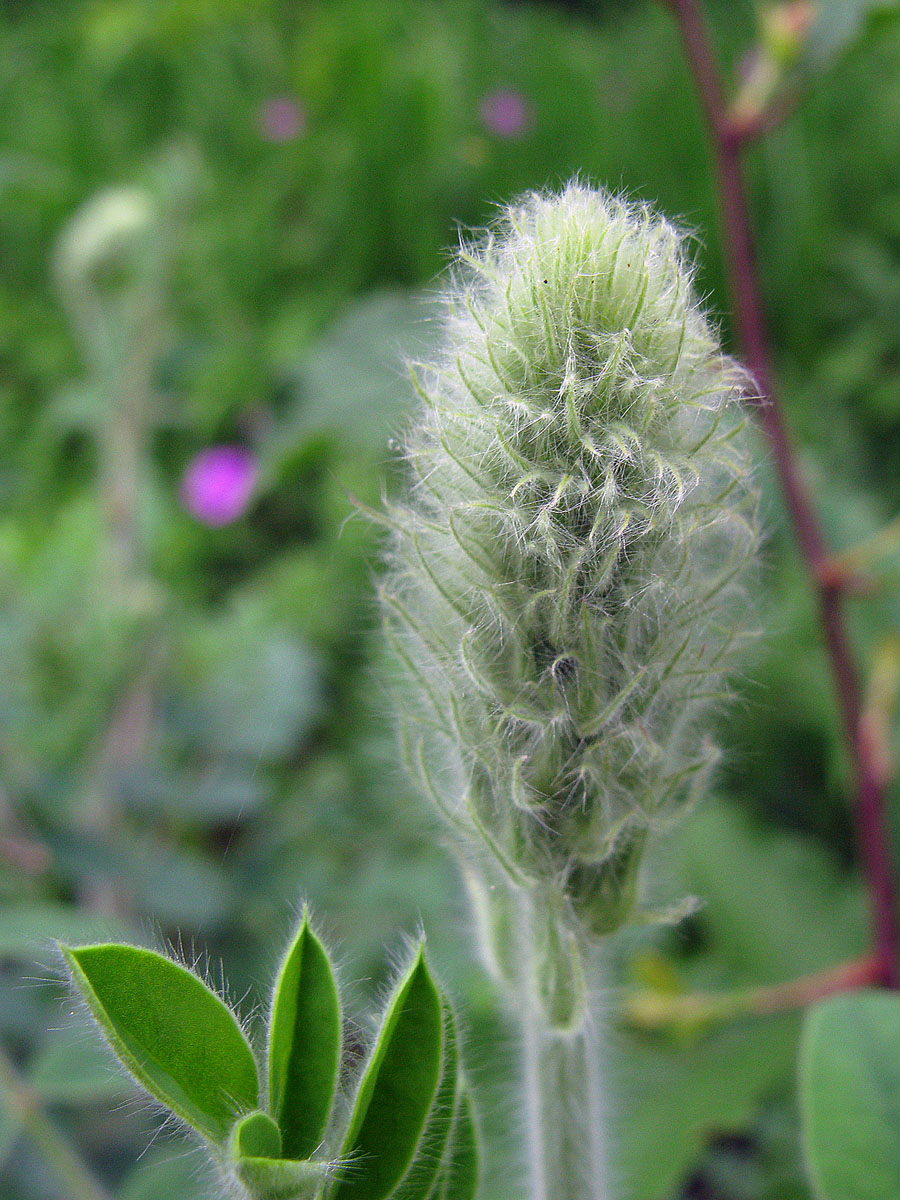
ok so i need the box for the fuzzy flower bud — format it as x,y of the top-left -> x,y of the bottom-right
381,183 -> 759,939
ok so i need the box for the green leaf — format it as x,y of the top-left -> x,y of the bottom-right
46,832 -> 235,928
268,913 -> 341,1159
614,1012 -> 799,1200
805,0 -> 899,71
276,291 -> 438,458
120,1144 -> 216,1200
800,989 -> 900,1200
332,947 -> 444,1200
235,1155 -> 332,1200
30,1031 -> 133,1104
613,800 -> 867,1199
120,766 -> 266,823
0,1098 -> 21,1174
673,802 -> 868,984
61,943 -> 259,1141
0,904 -> 132,958
433,1081 -> 480,1200
188,627 -> 321,762
392,1002 -> 460,1200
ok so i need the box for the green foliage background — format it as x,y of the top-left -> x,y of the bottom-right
1,1 -> 899,1197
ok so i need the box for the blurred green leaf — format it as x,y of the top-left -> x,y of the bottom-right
268,915 -> 341,1160
673,801 -> 868,983
805,0 -> 899,70
118,767 -> 266,823
120,1145 -> 216,1200
62,943 -> 259,1141
615,1013 -> 800,1200
800,990 -> 900,1200
29,1031 -> 132,1104
180,620 -> 322,762
0,905 -> 132,958
275,291 -> 438,459
43,382 -> 105,436
613,801 -> 869,1198
0,1097 -> 21,1174
334,947 -> 444,1200
130,845 -> 236,927
46,831 -> 235,928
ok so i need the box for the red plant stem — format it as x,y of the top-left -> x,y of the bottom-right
751,953 -> 883,1015
667,0 -> 900,989
627,954 -> 883,1031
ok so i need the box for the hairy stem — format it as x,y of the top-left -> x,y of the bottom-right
666,0 -> 900,987
0,1046 -> 113,1200
518,892 -> 609,1200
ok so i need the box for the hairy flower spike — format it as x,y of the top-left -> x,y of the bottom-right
382,183 -> 759,939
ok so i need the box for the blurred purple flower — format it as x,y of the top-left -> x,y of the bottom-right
181,446 -> 258,527
479,89 -> 532,139
259,96 -> 307,143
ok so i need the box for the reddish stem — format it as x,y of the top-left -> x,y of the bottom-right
627,955 -> 883,1032
751,954 -> 882,1015
667,0 -> 900,988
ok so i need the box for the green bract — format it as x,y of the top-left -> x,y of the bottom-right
62,926 -> 479,1200
382,182 -> 759,938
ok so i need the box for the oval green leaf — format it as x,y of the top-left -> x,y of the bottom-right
268,913 -> 341,1159
800,989 -> 900,1200
236,1155 -> 332,1200
332,946 -> 444,1200
392,1001 -> 460,1200
61,943 -> 258,1141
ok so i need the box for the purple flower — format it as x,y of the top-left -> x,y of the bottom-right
258,96 -> 307,143
479,89 -> 532,139
181,446 -> 258,527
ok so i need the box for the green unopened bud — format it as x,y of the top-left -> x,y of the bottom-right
54,187 -> 153,297
382,183 -> 759,938
463,865 -> 521,989
762,1 -> 816,66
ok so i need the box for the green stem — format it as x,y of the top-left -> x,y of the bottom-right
0,1046 -> 113,1200
518,892 -> 610,1200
